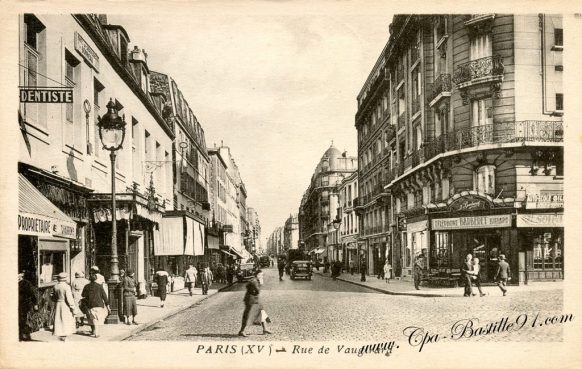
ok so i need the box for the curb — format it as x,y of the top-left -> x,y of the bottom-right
118,284 -> 235,341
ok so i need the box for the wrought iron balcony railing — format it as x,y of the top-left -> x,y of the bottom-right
422,120 -> 563,159
428,73 -> 452,102
452,55 -> 504,85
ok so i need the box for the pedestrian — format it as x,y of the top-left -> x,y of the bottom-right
198,263 -> 211,295
216,263 -> 226,284
383,260 -> 392,283
413,253 -> 424,290
122,270 -> 138,325
360,257 -> 367,282
71,271 -> 90,328
226,263 -> 235,285
18,271 -> 39,341
461,253 -> 474,297
238,269 -> 271,337
324,258 -> 330,274
470,257 -> 486,297
494,254 -> 511,296
81,273 -> 110,338
184,264 -> 198,296
315,259 -> 321,271
90,266 -> 105,285
277,258 -> 286,281
51,272 -> 76,341
349,260 -> 354,275
154,267 -> 170,308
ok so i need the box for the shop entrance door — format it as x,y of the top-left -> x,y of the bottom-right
469,233 -> 500,283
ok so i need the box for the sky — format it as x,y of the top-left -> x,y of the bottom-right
110,5 -> 392,244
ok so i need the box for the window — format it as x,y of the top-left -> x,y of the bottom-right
474,165 -> 496,195
470,34 -> 492,60
556,93 -> 564,111
554,28 -> 563,47
39,249 -> 66,287
471,98 -> 493,126
415,125 -> 422,150
431,231 -> 451,270
92,79 -> 105,156
411,67 -> 421,114
64,51 -> 82,150
23,15 -> 46,126
532,232 -> 563,271
398,87 -> 406,116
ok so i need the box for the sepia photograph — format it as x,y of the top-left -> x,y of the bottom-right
1,2 -> 581,369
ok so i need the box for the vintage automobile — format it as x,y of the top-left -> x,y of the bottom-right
259,255 -> 271,268
236,263 -> 256,282
290,260 -> 312,280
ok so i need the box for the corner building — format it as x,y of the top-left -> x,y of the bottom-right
356,14 -> 563,285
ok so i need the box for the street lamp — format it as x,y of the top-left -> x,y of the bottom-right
332,216 -> 341,263
98,98 -> 126,324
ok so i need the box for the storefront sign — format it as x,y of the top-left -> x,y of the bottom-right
432,214 -> 511,230
449,195 -> 491,212
525,191 -> 563,209
18,212 -> 77,239
517,213 -> 563,228
75,32 -> 99,71
19,88 -> 73,103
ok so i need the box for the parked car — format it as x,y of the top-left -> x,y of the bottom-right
259,255 -> 271,268
236,263 -> 256,282
290,260 -> 312,280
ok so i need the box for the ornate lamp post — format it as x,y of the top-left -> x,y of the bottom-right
97,99 -> 126,324
332,216 -> 341,264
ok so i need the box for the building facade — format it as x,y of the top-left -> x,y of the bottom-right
338,172 -> 360,271
356,14 -> 563,285
298,144 -> 357,262
284,214 -> 299,250
18,14 -> 175,317
149,71 -> 211,275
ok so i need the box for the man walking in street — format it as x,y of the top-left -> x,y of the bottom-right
277,258 -> 286,281
360,257 -> 366,282
184,264 -> 198,296
413,253 -> 424,290
461,253 -> 474,297
495,254 -> 511,296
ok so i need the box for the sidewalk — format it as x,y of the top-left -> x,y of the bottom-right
314,270 -> 563,297
30,283 -> 231,342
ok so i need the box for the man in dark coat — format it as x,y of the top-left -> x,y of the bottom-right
360,257 -> 367,282
277,258 -> 286,281
238,270 -> 270,337
461,254 -> 474,297
18,271 -> 38,341
494,254 -> 511,296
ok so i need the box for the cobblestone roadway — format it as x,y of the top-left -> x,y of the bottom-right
128,268 -> 565,343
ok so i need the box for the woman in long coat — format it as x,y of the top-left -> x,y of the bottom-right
71,271 -> 90,327
122,270 -> 138,324
52,272 -> 77,341
154,268 -> 170,307
18,271 -> 38,341
238,269 -> 271,337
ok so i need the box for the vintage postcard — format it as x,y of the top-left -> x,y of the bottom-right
0,1 -> 581,368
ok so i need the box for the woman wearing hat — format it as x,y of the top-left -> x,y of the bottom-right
121,270 -> 139,325
71,271 -> 90,327
52,272 -> 77,341
81,273 -> 110,338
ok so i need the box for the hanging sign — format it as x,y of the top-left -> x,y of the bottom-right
20,88 -> 73,103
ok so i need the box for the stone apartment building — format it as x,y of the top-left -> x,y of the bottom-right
355,14 -> 563,285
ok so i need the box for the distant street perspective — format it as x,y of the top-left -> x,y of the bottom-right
129,265 -> 564,342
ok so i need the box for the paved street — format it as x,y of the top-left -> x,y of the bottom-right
128,267 -> 565,343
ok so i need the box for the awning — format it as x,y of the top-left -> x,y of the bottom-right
207,235 -> 219,250
18,174 -> 77,240
230,247 -> 243,259
220,249 -> 235,257
158,216 -> 184,256
193,220 -> 205,256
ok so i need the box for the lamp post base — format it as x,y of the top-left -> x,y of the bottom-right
105,279 -> 120,324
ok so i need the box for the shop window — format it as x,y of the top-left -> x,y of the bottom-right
470,33 -> 492,60
532,232 -> 563,270
39,250 -> 66,286
471,98 -> 493,126
431,231 -> 450,270
474,165 -> 496,195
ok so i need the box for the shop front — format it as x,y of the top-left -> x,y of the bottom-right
517,212 -> 563,282
402,220 -> 428,279
18,174 -> 78,329
89,191 -> 164,296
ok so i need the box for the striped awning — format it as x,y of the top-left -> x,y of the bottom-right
18,174 -> 77,239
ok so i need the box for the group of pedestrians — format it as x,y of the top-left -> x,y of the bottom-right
461,253 -> 511,297
184,263 -> 215,296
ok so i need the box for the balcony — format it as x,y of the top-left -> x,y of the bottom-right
422,120 -> 563,158
428,74 -> 452,104
412,96 -> 421,116
453,55 -> 504,86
